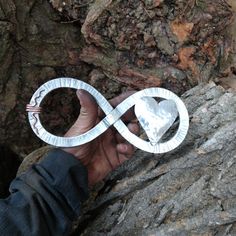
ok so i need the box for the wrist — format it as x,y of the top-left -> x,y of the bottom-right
62,147 -> 79,159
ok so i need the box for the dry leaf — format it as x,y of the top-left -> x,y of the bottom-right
178,47 -> 199,77
201,39 -> 217,64
171,21 -> 194,42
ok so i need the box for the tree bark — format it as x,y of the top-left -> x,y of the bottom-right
0,0 -> 233,156
0,0 -> 236,233
75,82 -> 236,236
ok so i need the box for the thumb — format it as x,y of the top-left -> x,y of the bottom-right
65,89 -> 98,137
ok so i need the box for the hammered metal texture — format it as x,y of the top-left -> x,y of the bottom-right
27,78 -> 189,153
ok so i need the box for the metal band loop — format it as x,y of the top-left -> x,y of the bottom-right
26,77 -> 189,153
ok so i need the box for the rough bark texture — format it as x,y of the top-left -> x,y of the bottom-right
51,0 -> 232,91
0,0 -> 236,232
0,0 -> 88,157
0,0 -> 234,157
74,82 -> 236,236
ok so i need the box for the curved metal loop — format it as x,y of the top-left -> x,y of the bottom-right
27,77 -> 189,153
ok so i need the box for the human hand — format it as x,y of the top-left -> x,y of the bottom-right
63,90 -> 139,186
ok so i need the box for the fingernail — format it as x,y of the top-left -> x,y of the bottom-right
77,89 -> 83,97
77,90 -> 85,106
119,144 -> 127,152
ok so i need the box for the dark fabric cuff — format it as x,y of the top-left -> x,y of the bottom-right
34,148 -> 89,216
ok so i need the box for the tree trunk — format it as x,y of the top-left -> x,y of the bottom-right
0,0 -> 234,156
75,82 -> 236,236
0,0 -> 236,233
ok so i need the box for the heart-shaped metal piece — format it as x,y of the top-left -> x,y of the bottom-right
135,97 -> 178,145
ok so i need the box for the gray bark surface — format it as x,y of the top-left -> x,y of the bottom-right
73,82 -> 236,236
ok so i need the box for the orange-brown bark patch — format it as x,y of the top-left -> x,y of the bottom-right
171,21 -> 194,42
178,47 -> 198,77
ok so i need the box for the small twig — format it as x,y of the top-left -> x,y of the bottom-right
74,1 -> 93,9
139,0 -> 152,19
180,0 -> 195,18
60,19 -> 80,24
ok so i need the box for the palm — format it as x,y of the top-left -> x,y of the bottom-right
64,90 -> 139,186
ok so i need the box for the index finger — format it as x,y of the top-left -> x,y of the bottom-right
98,91 -> 137,122
109,91 -> 136,107
110,90 -> 137,122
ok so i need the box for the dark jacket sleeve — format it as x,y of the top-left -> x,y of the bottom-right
0,149 -> 89,236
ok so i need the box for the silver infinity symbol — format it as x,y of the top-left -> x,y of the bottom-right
26,77 -> 189,153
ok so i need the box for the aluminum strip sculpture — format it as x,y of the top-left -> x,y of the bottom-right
26,77 -> 189,153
